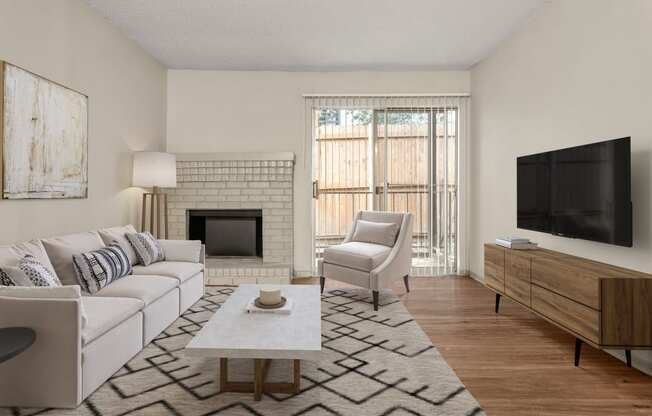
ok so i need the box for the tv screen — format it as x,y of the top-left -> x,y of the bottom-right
517,137 -> 632,247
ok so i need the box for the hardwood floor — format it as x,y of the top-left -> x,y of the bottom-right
298,276 -> 652,415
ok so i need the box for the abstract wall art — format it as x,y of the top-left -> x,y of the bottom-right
1,61 -> 88,199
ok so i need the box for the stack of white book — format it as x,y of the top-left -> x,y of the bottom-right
495,237 -> 538,250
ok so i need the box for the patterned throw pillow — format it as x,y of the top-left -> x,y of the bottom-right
19,255 -> 62,287
73,243 -> 132,294
0,269 -> 15,286
0,266 -> 34,286
125,232 -> 165,266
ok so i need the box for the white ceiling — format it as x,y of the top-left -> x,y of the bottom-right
86,0 -> 542,71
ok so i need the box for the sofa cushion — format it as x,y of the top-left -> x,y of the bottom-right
97,225 -> 139,266
132,261 -> 203,283
126,232 -> 165,266
351,219 -> 399,247
157,240 -> 202,263
93,275 -> 177,306
42,232 -> 106,286
323,242 -> 392,272
73,244 -> 132,294
81,296 -> 142,345
0,239 -> 57,277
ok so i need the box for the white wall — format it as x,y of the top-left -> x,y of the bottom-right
471,0 -> 652,373
0,0 -> 166,243
167,70 -> 470,274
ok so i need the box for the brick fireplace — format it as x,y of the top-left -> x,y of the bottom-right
164,152 -> 294,285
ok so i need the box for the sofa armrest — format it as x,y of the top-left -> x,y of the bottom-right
0,296 -> 82,408
158,239 -> 203,263
370,213 -> 413,290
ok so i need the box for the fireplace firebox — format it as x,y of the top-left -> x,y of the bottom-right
187,209 -> 263,258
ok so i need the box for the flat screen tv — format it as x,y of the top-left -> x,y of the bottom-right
517,137 -> 632,247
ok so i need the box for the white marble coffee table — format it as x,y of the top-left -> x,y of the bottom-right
185,284 -> 321,400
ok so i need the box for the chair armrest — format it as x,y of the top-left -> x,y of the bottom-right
0,296 -> 82,408
369,213 -> 413,290
158,239 -> 203,263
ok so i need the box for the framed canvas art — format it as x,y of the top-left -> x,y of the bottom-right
0,61 -> 88,199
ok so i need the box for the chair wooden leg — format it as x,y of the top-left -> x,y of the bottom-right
372,290 -> 379,311
319,276 -> 325,294
403,275 -> 410,292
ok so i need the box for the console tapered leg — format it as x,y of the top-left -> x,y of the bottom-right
574,338 -> 582,367
495,293 -> 501,313
403,275 -> 410,292
319,276 -> 325,294
372,290 -> 379,311
626,349 -> 632,367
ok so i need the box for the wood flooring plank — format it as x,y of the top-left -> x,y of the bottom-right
296,276 -> 652,415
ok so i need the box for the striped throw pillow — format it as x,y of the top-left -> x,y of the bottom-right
73,244 -> 132,294
125,232 -> 165,266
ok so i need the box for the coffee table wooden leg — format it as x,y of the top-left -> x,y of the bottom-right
293,359 -> 301,393
254,359 -> 264,401
220,358 -> 298,399
219,358 -> 228,392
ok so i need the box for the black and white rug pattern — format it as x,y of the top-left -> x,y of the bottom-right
8,287 -> 484,416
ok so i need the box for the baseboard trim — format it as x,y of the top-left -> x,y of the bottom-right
469,271 -> 483,284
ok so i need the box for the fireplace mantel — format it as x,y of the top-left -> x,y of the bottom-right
175,152 -> 294,162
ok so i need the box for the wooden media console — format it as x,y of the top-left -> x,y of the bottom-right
484,243 -> 652,367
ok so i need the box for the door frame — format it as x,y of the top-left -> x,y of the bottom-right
309,105 -> 463,276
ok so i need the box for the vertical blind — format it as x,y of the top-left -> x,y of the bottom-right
305,95 -> 470,276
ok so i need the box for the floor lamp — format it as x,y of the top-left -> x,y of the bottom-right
132,152 -> 177,239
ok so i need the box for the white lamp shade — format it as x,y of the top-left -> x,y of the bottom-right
132,152 -> 177,188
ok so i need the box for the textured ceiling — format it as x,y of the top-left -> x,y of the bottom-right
86,0 -> 543,71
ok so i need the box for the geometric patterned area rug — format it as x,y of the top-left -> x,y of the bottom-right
7,286 -> 484,416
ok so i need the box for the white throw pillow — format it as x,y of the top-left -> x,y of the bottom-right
157,240 -> 202,263
351,220 -> 400,247
0,285 -> 87,327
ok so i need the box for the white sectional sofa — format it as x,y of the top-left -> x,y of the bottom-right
0,225 -> 205,409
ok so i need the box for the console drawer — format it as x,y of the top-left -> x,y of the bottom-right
506,251 -> 531,306
484,244 -> 505,292
531,257 -> 600,309
532,285 -> 600,343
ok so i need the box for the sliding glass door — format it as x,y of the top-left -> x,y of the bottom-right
313,109 -> 374,260
311,99 -> 461,276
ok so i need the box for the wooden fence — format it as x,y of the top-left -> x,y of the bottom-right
314,123 -> 458,260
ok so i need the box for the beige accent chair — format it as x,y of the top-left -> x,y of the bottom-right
318,211 -> 413,310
